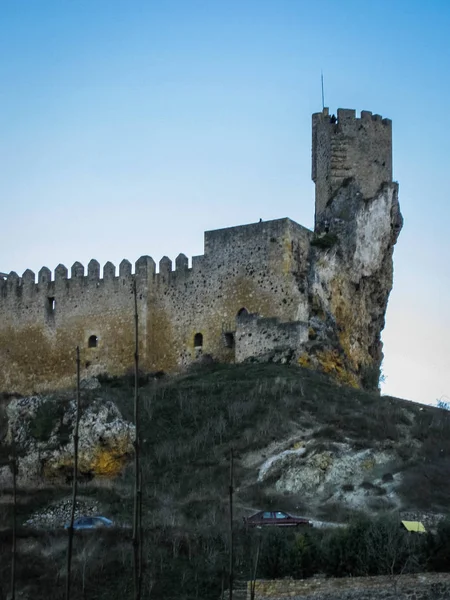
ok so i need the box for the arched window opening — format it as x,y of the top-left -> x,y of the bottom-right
237,307 -> 249,318
194,333 -> 203,348
88,335 -> 98,348
224,332 -> 234,349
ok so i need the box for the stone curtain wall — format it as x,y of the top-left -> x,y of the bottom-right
250,573 -> 450,600
0,260 -> 140,393
0,218 -> 312,393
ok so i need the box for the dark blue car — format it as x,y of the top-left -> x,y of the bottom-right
65,516 -> 113,530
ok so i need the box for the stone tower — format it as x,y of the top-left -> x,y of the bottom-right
312,107 -> 393,229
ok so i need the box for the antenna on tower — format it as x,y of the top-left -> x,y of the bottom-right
321,71 -> 325,110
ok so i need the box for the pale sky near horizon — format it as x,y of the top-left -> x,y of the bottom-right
1,0 -> 449,405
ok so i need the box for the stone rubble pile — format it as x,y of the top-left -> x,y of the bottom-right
24,498 -> 100,529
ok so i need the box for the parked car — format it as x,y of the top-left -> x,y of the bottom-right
243,510 -> 312,528
65,516 -> 114,530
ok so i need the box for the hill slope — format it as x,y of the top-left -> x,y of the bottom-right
1,363 -> 450,599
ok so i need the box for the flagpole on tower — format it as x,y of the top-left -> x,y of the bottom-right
321,71 -> 325,110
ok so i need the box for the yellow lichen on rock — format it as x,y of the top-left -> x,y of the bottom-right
298,348 -> 358,388
312,451 -> 333,471
361,456 -> 376,471
298,353 -> 311,368
90,437 -> 134,477
316,350 -> 359,389
42,435 -> 133,479
292,441 -> 305,450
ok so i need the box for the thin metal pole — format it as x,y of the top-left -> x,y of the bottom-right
132,278 -> 141,600
250,537 -> 261,600
321,71 -> 325,110
10,440 -> 16,600
66,346 -> 81,600
228,448 -> 234,600
139,466 -> 143,595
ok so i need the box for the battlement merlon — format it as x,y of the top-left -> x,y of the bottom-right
312,107 -> 393,226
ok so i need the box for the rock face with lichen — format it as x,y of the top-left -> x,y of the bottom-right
5,393 -> 134,482
303,180 -> 403,388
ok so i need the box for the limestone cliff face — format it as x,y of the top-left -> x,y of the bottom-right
306,181 -> 403,386
4,393 -> 135,482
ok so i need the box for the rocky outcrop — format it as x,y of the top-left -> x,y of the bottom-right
6,393 -> 134,482
306,181 -> 403,388
255,437 -> 401,513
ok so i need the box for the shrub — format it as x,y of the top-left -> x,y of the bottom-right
360,364 -> 381,392
360,480 -> 375,490
258,528 -> 293,578
321,515 -> 425,577
289,532 -> 320,579
29,401 -> 65,442
341,483 -> 354,492
311,233 -> 338,249
426,518 -> 450,572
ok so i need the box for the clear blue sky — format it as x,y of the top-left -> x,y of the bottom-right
1,0 -> 449,404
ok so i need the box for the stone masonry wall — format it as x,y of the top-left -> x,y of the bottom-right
250,573 -> 450,600
144,218 -> 312,373
0,218 -> 312,393
312,107 -> 392,226
235,313 -> 309,363
0,260 -> 140,393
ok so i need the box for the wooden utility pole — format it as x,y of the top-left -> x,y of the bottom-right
250,537 -> 261,600
228,448 -> 234,600
132,278 -> 142,600
66,346 -> 81,600
10,440 -> 17,600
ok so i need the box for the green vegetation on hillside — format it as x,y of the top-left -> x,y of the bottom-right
2,363 -> 450,599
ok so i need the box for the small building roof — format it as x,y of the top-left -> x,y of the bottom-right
401,520 -> 426,533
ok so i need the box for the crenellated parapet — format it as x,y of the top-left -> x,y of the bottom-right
0,250 -> 197,308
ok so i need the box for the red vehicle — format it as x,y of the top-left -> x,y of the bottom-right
243,510 -> 312,528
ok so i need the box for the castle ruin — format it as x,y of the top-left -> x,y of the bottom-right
0,108 -> 403,393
